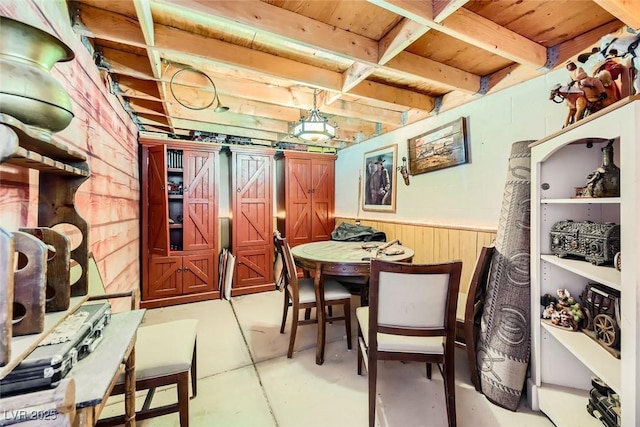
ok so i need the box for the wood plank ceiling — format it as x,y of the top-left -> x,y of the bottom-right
69,0 -> 639,149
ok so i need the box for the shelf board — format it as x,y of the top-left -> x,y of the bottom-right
538,383 -> 600,427
168,194 -> 184,199
169,224 -> 183,229
167,168 -> 183,173
541,321 -> 620,393
541,198 -> 621,204
0,295 -> 89,379
4,146 -> 90,177
541,254 -> 621,291
0,113 -> 86,161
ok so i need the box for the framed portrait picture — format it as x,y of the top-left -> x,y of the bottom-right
363,144 -> 397,212
408,117 -> 469,176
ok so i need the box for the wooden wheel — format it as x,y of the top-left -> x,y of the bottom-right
594,314 -> 619,347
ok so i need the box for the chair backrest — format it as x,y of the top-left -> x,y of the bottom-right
465,245 -> 495,325
273,232 -> 301,301
273,231 -> 285,289
369,259 -> 462,341
74,252 -> 137,311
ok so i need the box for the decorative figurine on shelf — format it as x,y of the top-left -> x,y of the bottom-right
540,289 -> 585,331
567,61 -> 607,100
582,140 -> 620,198
549,61 -> 621,128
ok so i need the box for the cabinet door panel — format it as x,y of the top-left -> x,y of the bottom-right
287,158 -> 312,245
311,158 -> 335,241
234,246 -> 273,289
182,253 -> 215,294
233,153 -> 272,247
148,146 -> 169,256
183,150 -> 215,251
148,256 -> 181,298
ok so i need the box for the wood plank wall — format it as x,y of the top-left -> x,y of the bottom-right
335,217 -> 497,293
0,1 -> 140,310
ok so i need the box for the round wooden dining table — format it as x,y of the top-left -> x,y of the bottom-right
290,240 -> 414,365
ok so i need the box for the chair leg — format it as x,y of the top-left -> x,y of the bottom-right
304,307 -> 311,320
443,356 -> 457,427
357,328 -> 363,375
287,308 -> 299,358
368,354 -> 377,427
426,363 -> 432,379
280,291 -> 289,334
328,305 -> 333,318
177,372 -> 190,427
344,299 -> 352,350
191,343 -> 197,398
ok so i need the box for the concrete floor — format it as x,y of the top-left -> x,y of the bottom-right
101,291 -> 554,427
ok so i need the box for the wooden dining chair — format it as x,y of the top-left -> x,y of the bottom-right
357,259 -> 462,427
455,245 -> 494,391
274,232 -> 352,358
78,254 -> 198,427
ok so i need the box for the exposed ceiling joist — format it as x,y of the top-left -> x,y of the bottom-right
593,0 -> 640,30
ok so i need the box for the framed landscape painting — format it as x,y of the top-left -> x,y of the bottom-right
408,117 -> 469,175
362,144 -> 397,213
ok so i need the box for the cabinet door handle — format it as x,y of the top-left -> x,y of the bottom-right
183,187 -> 188,192
237,188 -> 241,192
176,267 -> 182,273
161,185 -> 165,190
183,267 -> 189,272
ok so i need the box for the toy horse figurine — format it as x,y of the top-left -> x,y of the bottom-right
549,80 -> 619,128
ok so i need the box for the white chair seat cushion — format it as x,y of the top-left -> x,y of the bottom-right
456,292 -> 467,322
117,319 -> 198,384
297,278 -> 352,304
356,307 -> 444,354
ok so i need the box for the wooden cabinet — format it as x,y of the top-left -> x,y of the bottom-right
148,253 -> 215,298
528,97 -> 640,427
275,151 -> 336,246
140,138 -> 220,308
230,148 -> 275,295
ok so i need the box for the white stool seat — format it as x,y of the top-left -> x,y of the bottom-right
117,319 -> 198,384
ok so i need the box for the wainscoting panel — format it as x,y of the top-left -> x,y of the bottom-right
335,218 -> 497,293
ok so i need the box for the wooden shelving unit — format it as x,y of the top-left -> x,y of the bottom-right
529,96 -> 640,427
0,113 -> 91,381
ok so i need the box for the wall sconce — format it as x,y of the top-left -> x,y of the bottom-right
398,156 -> 410,185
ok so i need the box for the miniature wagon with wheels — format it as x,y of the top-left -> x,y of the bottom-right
581,283 -> 621,355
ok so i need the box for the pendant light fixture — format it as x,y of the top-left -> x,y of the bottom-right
292,89 -> 336,143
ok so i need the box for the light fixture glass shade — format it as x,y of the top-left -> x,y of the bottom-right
292,90 -> 336,142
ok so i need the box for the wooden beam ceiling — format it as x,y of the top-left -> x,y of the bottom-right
72,0 -> 633,148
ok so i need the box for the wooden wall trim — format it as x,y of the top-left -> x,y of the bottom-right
337,216 -> 497,233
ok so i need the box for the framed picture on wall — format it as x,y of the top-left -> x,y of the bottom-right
363,144 -> 397,213
408,117 -> 469,176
